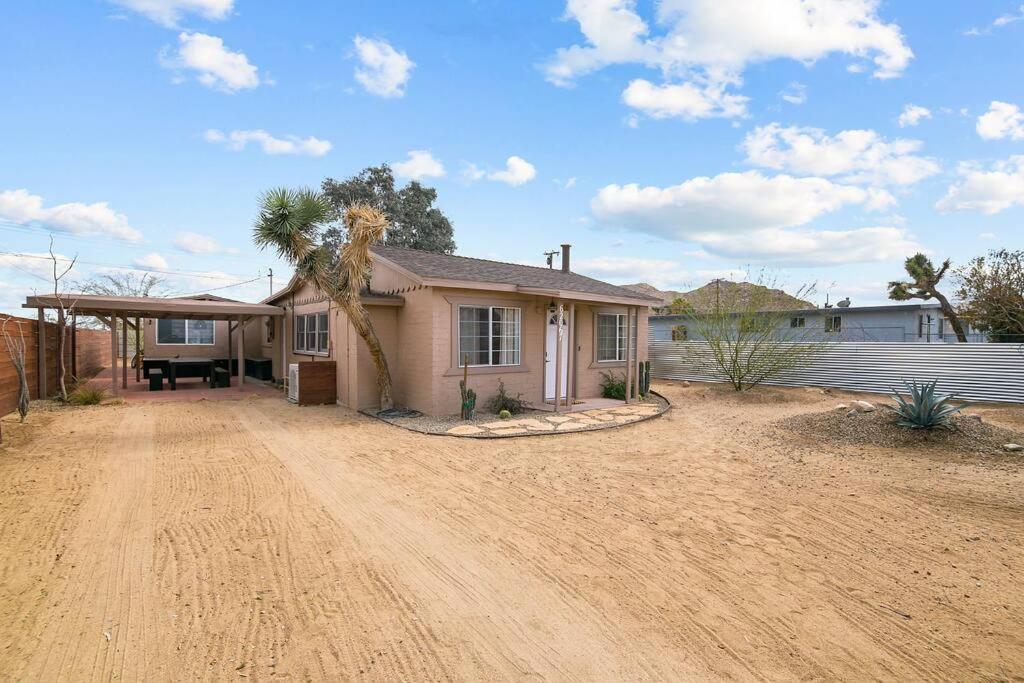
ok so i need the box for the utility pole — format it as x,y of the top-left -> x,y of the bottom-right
268,268 -> 273,297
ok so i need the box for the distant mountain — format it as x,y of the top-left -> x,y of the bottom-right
622,283 -> 681,306
625,280 -> 815,312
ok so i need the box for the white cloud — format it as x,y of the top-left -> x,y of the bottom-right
994,4 -> 1024,26
460,162 -> 486,182
936,156 -> 1024,215
976,101 -> 1024,141
621,78 -> 748,120
353,35 -> 414,98
545,0 -> 912,121
592,171 -> 892,236
695,226 -> 920,265
108,0 -> 233,27
576,255 -> 688,289
589,170 -> 912,265
134,252 -> 169,270
979,231 -> 997,240
897,104 -> 931,127
174,231 -> 238,254
742,123 -> 941,186
392,150 -> 445,180
0,189 -> 142,242
779,81 -> 807,105
161,32 -> 261,93
563,177 -> 577,189
204,129 -> 332,156
487,156 -> 537,186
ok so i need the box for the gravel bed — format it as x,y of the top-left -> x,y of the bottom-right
778,406 -> 1024,457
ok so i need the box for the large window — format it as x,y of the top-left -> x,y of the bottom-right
156,319 -> 214,345
294,312 -> 329,354
458,305 -> 521,367
596,313 -> 627,362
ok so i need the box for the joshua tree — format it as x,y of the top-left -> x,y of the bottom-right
253,188 -> 394,410
888,254 -> 968,342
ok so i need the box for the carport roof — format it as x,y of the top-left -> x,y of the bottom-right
23,293 -> 284,320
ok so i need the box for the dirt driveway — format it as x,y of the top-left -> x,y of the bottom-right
1,382 -> 1022,680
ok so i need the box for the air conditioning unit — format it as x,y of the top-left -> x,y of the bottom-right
287,363 -> 299,403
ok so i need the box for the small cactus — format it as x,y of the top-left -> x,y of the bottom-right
460,379 -> 476,419
498,409 -> 512,420
638,360 -> 651,397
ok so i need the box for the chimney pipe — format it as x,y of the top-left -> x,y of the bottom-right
561,244 -> 571,273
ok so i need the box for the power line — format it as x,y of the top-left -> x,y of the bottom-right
0,250 -> 262,282
0,220 -> 270,263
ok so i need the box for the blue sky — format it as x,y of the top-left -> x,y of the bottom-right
2,0 -> 1023,313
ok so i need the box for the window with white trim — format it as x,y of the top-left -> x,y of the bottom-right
156,319 -> 215,345
294,312 -> 329,354
596,313 -> 627,362
826,315 -> 842,333
458,305 -> 521,367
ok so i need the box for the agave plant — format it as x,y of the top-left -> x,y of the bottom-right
888,379 -> 963,430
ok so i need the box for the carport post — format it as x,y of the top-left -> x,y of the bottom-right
121,314 -> 128,389
237,316 -> 245,386
36,307 -> 46,399
134,316 -> 140,383
109,314 -> 118,395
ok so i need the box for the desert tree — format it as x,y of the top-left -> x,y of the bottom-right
2,316 -> 31,442
321,164 -> 456,255
678,274 -> 836,392
45,238 -> 78,401
254,188 -> 394,410
888,253 -> 968,342
955,249 -> 1024,342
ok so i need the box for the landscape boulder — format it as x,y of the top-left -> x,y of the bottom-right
1004,443 -> 1023,453
850,400 -> 876,413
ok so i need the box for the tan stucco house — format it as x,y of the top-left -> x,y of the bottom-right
263,245 -> 659,415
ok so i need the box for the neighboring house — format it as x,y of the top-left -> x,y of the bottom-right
650,301 -> 988,343
142,294 -> 264,361
263,245 -> 659,415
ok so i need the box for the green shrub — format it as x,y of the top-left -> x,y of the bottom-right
69,385 -> 106,406
485,380 -> 530,415
599,371 -> 627,400
498,409 -> 512,420
889,379 -> 962,430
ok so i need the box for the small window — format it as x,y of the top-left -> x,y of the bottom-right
294,312 -> 329,354
596,313 -> 627,362
826,315 -> 842,333
458,305 -> 521,367
157,319 -> 215,345
295,315 -> 306,352
671,324 -> 688,341
790,316 -> 805,328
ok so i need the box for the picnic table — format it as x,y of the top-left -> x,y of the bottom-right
167,358 -> 214,390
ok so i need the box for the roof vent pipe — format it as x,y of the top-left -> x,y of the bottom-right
561,244 -> 571,273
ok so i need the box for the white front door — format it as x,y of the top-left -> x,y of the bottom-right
545,309 -> 569,401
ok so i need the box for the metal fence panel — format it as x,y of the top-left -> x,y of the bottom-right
649,340 -> 1024,403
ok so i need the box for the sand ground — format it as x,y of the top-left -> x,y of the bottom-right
0,381 -> 1022,681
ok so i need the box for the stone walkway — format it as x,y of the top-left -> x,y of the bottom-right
445,402 -> 665,437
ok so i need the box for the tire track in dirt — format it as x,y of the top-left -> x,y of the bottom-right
13,406 -> 158,681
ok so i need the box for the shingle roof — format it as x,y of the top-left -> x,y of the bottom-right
370,245 -> 660,302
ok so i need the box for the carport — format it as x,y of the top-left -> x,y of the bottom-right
23,294 -> 285,395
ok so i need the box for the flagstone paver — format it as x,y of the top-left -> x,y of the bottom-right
438,400 -> 667,437
447,425 -> 485,435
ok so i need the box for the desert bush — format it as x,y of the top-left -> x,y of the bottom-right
599,371 -> 627,400
485,380 -> 530,415
69,385 -> 106,406
889,379 -> 962,430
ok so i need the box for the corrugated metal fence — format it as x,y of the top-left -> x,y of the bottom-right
649,340 -> 1024,403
